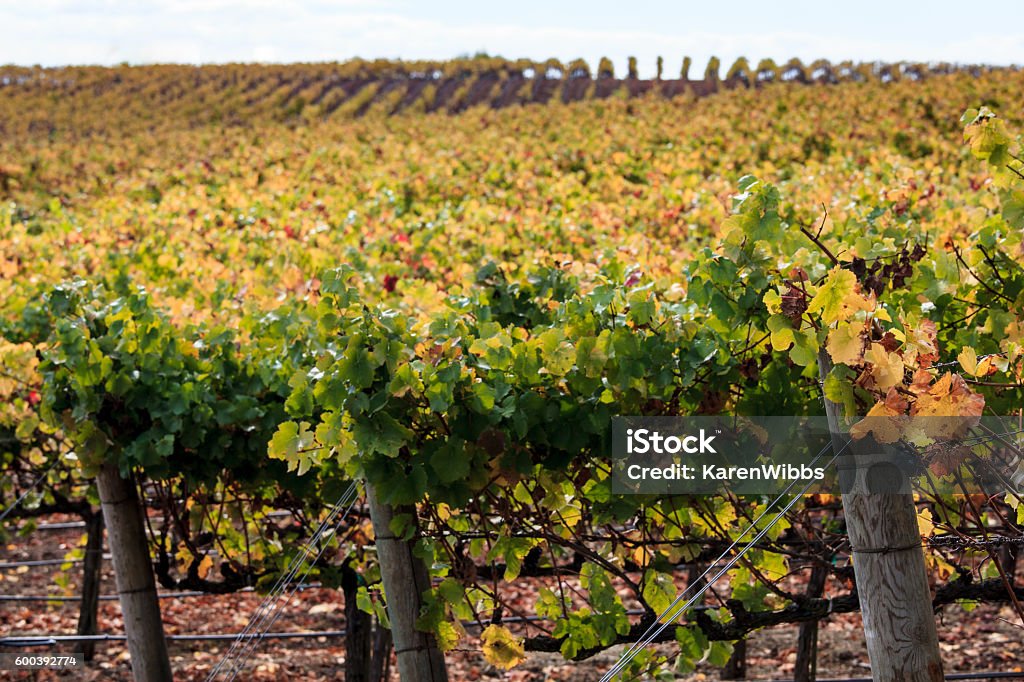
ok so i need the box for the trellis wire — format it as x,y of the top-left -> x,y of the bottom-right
206,481 -> 360,681
0,556 -> 108,569
0,609 -> 657,649
0,631 -> 348,645
600,437 -> 849,682
207,482 -> 357,680
0,583 -> 327,602
929,353 -> 1003,370
0,459 -> 62,525
224,486 -> 363,682
221,487 -> 362,681
780,675 -> 1024,682
18,509 -> 302,532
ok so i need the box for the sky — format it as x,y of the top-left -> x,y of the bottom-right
2,0 -> 1022,77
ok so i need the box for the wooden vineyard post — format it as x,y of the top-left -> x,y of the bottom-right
342,562 -> 373,682
365,483 -> 449,682
76,510 -> 104,660
722,639 -> 747,679
370,623 -> 393,682
793,563 -> 828,682
95,462 -> 172,682
817,350 -> 943,682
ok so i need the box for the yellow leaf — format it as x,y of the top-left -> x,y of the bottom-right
975,356 -> 995,376
850,389 -> 908,443
632,544 -> 650,568
436,621 -> 462,652
807,267 -> 874,325
925,552 -> 956,581
175,542 -> 192,574
197,554 -> 214,580
905,320 -> 939,367
910,373 -> 985,439
917,508 -> 935,537
481,625 -> 526,670
826,321 -> 867,366
957,346 -> 978,376
866,343 -> 904,390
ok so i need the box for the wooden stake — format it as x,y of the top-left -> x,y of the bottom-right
366,484 -> 449,682
75,511 -> 104,661
794,563 -> 828,682
818,350 -> 943,681
96,462 -> 172,682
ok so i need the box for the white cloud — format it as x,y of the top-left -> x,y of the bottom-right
0,2 -> 1020,72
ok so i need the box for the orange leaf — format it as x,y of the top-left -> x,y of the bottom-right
910,373 -> 985,439
850,388 -> 907,443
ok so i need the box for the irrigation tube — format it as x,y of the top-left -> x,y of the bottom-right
0,556 -> 101,569
599,437 -> 850,682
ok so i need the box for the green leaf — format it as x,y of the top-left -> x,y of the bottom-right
389,362 -> 420,397
789,331 -> 818,367
723,178 -> 782,243
488,536 -> 537,581
284,370 -> 314,416
437,577 -> 465,605
627,293 -> 656,326
356,586 -> 390,627
382,464 -> 427,504
471,382 -> 495,412
641,569 -> 677,615
314,411 -> 358,466
963,108 -> 1010,163
767,314 -> 795,351
707,640 -> 735,667
14,413 -> 40,441
353,413 -> 413,457
268,420 -> 318,475
675,625 -> 709,672
537,328 -> 575,376
824,366 -> 857,415
1002,190 -> 1024,229
576,330 -> 612,377
429,439 -> 471,484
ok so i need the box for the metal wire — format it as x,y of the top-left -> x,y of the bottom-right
0,631 -> 348,646
224,486 -> 363,681
206,481 -> 360,681
0,609 -> 663,649
208,484 -> 356,680
14,510 -> 299,533
600,437 -> 849,682
769,674 -> 1024,682
0,459 -> 62,525
0,583 -> 327,602
0,556 -> 103,569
